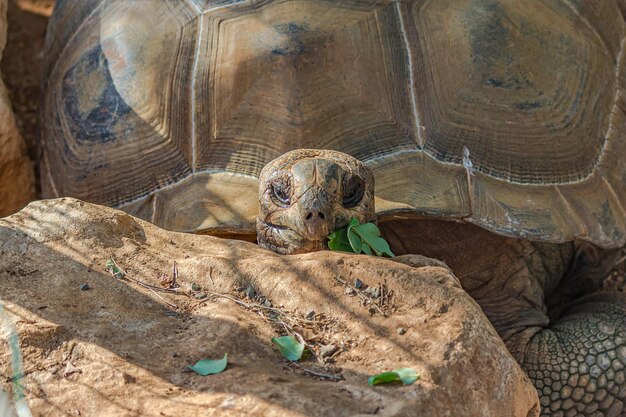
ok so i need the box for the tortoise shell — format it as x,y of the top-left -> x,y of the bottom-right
41,0 -> 626,248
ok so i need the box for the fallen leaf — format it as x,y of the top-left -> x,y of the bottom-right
368,368 -> 420,386
272,336 -> 305,361
105,259 -> 125,279
188,353 -> 228,376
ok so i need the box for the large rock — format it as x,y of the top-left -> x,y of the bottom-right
0,0 -> 34,217
0,199 -> 539,417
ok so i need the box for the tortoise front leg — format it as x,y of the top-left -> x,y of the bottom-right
379,220 -> 626,417
512,293 -> 626,417
467,243 -> 626,417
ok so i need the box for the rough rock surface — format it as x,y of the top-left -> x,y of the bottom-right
0,199 -> 539,417
0,0 -> 35,217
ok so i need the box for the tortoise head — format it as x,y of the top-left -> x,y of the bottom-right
256,149 -> 376,254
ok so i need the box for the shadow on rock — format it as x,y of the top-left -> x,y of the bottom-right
0,198 -> 539,417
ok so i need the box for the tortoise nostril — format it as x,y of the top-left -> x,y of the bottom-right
306,209 -> 326,222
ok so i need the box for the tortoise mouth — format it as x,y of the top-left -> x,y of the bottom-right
257,219 -> 328,254
266,218 -> 349,248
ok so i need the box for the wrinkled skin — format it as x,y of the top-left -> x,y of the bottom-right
256,149 -> 376,254
257,150 -> 626,417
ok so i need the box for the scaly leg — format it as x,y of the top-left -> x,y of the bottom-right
380,219 -> 626,417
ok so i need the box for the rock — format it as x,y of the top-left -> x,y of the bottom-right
320,344 -> 338,358
0,198 -> 540,417
0,0 -> 34,217
397,327 -> 407,336
245,285 -> 257,299
365,286 -> 381,299
63,361 -> 82,377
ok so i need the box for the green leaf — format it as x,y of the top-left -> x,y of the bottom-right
188,353 -> 228,376
394,368 -> 420,385
351,223 -> 395,257
346,223 -> 362,253
368,368 -> 420,386
272,336 -> 305,361
327,218 -> 394,257
368,371 -> 402,386
105,259 -> 125,279
327,228 -> 356,253
348,217 -> 360,228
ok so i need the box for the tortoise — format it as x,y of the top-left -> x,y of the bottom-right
41,0 -> 626,415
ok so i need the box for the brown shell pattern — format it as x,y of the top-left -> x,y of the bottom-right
41,0 -> 626,248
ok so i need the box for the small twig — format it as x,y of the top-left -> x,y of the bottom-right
107,257 -> 179,309
131,275 -> 182,294
615,255 -> 626,268
208,267 -> 215,285
335,277 -> 347,285
200,291 -> 286,315
200,290 -> 324,361
277,319 -> 292,334
172,262 -> 179,288
140,280 -> 182,294
202,292 -> 308,332
109,257 -> 182,294
294,364 -> 343,381
5,369 -> 32,383
134,280 -> 179,310
384,279 -> 395,311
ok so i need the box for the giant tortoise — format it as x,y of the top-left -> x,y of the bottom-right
41,0 -> 626,416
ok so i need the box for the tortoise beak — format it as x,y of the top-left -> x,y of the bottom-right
298,190 -> 333,241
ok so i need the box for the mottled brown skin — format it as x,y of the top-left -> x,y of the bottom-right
258,150 -> 626,417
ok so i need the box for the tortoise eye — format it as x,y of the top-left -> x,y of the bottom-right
342,176 -> 365,208
271,180 -> 291,207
